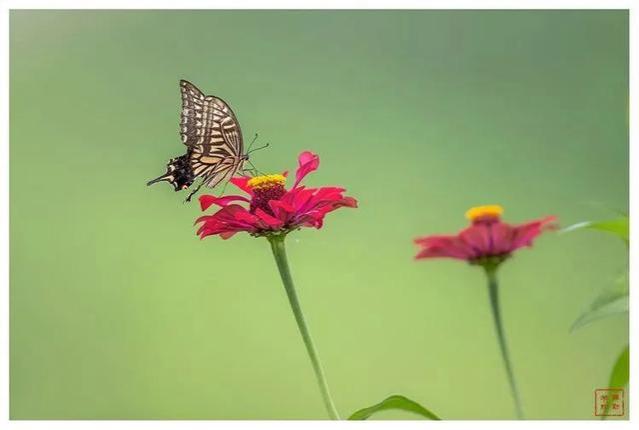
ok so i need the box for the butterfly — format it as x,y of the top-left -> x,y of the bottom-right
147,80 -> 263,201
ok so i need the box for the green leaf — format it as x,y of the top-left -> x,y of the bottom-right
571,273 -> 628,331
601,345 -> 629,420
562,216 -> 629,245
348,395 -> 441,420
609,345 -> 629,388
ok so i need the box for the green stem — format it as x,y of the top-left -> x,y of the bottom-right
484,266 -> 524,419
268,234 -> 340,420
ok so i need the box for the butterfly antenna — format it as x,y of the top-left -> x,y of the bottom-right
246,133 -> 259,152
247,142 -> 270,155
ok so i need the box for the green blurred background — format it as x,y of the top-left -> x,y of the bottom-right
10,10 -> 628,420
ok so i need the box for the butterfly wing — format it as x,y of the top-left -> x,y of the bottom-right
179,80 -> 245,188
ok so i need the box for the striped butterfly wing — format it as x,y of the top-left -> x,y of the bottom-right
179,80 -> 245,188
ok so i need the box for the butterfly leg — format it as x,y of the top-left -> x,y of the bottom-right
243,160 -> 261,176
184,182 -> 204,203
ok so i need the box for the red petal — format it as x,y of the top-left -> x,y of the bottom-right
510,216 -> 557,250
459,224 -> 492,256
281,186 -> 357,230
255,209 -> 285,229
489,222 -> 516,254
414,235 -> 474,260
341,196 -> 358,208
199,194 -> 249,211
269,199 -> 296,218
230,176 -> 253,194
294,151 -> 320,188
194,204 -> 260,240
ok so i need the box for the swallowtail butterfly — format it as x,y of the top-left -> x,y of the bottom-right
147,80 -> 253,201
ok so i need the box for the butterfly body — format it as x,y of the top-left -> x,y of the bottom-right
147,80 -> 247,198
147,152 -> 195,191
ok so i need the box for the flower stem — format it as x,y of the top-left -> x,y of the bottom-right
484,266 -> 524,419
268,235 -> 340,420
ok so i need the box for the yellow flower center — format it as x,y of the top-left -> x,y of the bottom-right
465,205 -> 504,222
247,174 -> 286,190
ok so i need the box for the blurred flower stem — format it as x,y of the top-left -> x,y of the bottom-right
268,234 -> 340,420
484,265 -> 524,419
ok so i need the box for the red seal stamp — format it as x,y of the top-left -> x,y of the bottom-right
594,388 -> 624,417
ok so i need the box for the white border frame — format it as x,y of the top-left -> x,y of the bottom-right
0,1 -> 634,428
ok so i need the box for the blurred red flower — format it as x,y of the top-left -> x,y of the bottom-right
196,151 -> 357,240
414,205 -> 556,265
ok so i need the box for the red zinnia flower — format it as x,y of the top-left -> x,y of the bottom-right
414,205 -> 557,419
196,151 -> 357,239
414,205 -> 556,266
194,151 -> 356,419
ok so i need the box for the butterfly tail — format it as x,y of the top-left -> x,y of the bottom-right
147,173 -> 172,186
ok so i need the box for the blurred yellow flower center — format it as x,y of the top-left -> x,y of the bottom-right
465,205 -> 504,221
247,174 -> 286,190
